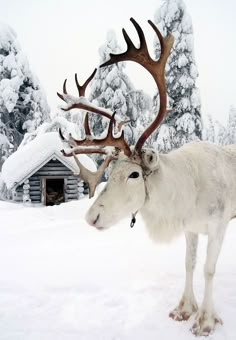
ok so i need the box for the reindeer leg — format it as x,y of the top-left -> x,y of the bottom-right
191,230 -> 225,336
170,232 -> 198,321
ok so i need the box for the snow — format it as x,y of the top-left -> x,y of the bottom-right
61,95 -> 114,118
20,116 -> 83,147
0,133 -> 9,147
0,78 -> 19,113
0,198 -> 236,339
1,132 -> 97,189
177,54 -> 188,68
0,22 -> 18,51
176,113 -> 195,134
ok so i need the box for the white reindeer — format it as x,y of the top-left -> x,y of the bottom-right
58,18 -> 235,336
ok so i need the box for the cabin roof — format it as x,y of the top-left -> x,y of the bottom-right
1,132 -> 97,189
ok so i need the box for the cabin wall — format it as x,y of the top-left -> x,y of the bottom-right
13,158 -> 87,204
29,176 -> 41,203
13,184 -> 23,202
37,159 -> 79,203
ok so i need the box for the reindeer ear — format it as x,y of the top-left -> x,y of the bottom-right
141,148 -> 160,171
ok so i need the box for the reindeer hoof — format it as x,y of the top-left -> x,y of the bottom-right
190,310 -> 223,336
169,309 -> 192,321
169,298 -> 198,322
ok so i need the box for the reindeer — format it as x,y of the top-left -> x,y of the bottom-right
57,18 -> 236,336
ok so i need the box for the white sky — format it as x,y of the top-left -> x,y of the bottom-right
0,0 -> 236,124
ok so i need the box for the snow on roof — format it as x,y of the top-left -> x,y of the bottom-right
1,132 -> 97,189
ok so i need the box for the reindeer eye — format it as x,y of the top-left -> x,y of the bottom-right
129,172 -> 140,179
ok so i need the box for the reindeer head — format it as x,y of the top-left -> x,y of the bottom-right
58,18 -> 173,229
86,148 -> 160,228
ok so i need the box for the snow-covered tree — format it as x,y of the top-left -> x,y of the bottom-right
154,0 -> 202,152
89,30 -> 152,146
215,121 -> 227,145
203,106 -> 236,146
225,105 -> 236,144
202,115 -> 216,143
0,120 -> 12,170
126,89 -> 153,144
0,22 -> 50,168
19,115 -> 80,148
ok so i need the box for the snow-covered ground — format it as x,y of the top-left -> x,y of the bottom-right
0,198 -> 236,340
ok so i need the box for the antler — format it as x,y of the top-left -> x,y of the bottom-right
59,111 -> 131,198
72,151 -> 114,199
101,17 -> 174,155
57,69 -> 131,138
58,18 -> 174,198
58,70 -> 133,197
60,112 -> 131,157
57,69 -> 113,119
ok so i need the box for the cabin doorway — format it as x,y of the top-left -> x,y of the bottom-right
44,178 -> 65,206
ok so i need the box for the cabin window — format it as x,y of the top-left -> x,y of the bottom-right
45,178 -> 64,206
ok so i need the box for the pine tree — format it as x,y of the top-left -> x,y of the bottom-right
126,89 -> 153,144
202,115 -> 216,143
0,120 -> 11,170
225,105 -> 236,144
154,0 -> 202,151
215,121 -> 227,145
0,22 -> 50,167
202,109 -> 236,146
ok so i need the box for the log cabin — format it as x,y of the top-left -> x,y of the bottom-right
1,132 -> 96,205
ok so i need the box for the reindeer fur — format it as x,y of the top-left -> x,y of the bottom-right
86,141 -> 236,336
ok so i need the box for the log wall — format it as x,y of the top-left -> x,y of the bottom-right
13,158 -> 86,204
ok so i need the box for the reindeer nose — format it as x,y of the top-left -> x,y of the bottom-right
86,205 -> 104,227
92,213 -> 100,226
